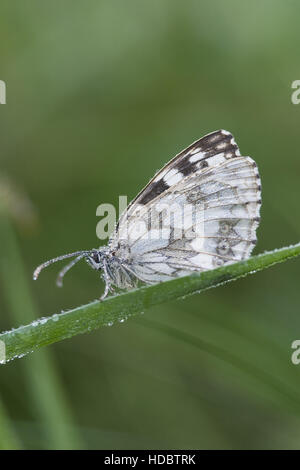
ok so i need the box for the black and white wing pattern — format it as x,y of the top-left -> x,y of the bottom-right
109,130 -> 261,284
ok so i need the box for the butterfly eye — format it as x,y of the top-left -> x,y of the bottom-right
92,252 -> 100,263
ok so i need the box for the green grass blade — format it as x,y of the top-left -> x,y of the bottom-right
1,242 -> 300,363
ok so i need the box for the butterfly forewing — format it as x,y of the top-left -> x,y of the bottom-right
109,130 -> 261,285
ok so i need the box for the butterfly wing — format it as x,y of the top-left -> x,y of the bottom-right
116,129 -> 241,224
110,130 -> 261,284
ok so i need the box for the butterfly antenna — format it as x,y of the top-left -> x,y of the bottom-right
56,254 -> 85,287
33,250 -> 91,281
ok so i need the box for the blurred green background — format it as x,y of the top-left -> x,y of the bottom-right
0,0 -> 300,450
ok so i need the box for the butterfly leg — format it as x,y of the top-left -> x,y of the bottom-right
100,280 -> 110,301
100,260 -> 114,301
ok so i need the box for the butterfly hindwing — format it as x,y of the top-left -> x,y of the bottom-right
122,157 -> 261,283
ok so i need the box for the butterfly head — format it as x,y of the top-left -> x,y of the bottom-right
86,249 -> 107,271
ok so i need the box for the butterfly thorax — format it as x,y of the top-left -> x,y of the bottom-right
86,242 -> 137,290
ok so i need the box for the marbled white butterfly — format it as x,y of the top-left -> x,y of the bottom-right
33,130 -> 261,300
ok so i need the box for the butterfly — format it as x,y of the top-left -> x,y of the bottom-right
33,130 -> 261,300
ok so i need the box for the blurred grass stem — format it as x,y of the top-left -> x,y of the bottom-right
0,214 -> 82,449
